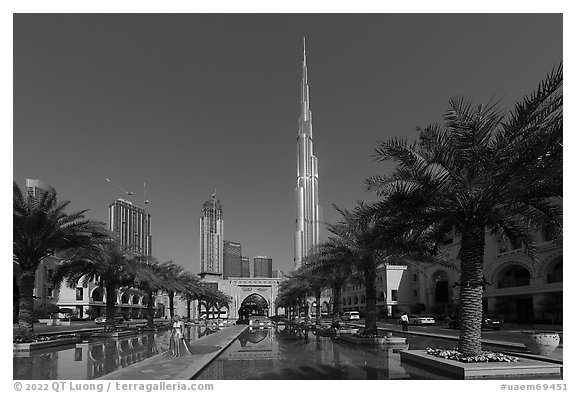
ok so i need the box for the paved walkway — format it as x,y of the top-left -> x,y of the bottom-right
97,325 -> 246,380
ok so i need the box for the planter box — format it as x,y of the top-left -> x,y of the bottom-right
400,350 -> 561,379
13,338 -> 80,352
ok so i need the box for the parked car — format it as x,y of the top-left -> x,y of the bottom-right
409,315 -> 436,325
481,315 -> 503,330
448,315 -> 503,330
95,315 -> 124,324
342,311 -> 360,321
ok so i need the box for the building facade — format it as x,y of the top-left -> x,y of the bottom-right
109,198 -> 152,256
223,240 -> 243,279
199,195 -> 224,279
241,257 -> 251,278
26,178 -> 56,199
294,38 -> 321,268
253,256 -> 273,278
338,228 -> 563,324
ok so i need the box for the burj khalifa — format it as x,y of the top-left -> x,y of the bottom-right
295,38 -> 320,268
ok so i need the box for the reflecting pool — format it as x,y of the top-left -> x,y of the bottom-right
14,325 -> 221,380
195,325 -> 458,380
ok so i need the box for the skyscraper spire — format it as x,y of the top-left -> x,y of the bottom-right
300,36 -> 311,128
295,38 -> 320,268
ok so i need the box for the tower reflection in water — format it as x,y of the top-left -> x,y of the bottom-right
196,325 -> 416,380
13,326 -> 219,380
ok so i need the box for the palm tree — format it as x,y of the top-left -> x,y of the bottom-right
13,182 -> 108,340
366,65 -> 562,355
198,284 -> 230,319
130,257 -> 166,328
179,272 -> 205,320
52,240 -> 137,331
325,203 -> 396,335
305,240 -> 357,318
291,262 -> 325,324
276,275 -> 309,320
154,262 -> 187,320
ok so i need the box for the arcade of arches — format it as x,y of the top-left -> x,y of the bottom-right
483,256 -> 562,323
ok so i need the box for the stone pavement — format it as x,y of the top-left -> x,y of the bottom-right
97,325 -> 247,380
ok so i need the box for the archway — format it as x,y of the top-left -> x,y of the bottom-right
545,257 -> 563,283
240,293 -> 269,319
497,264 -> 531,288
91,287 -> 104,302
432,270 -> 449,303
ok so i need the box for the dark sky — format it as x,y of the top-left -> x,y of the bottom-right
13,14 -> 562,275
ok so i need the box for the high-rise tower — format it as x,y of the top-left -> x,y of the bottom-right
295,37 -> 321,268
109,199 -> 152,256
200,194 -> 224,279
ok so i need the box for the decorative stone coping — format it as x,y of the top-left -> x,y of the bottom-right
400,349 -> 562,379
91,330 -> 139,338
337,334 -> 408,346
13,338 -> 81,352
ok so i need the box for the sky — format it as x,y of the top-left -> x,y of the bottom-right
12,13 -> 563,276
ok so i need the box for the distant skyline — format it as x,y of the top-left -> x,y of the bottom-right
13,14 -> 562,275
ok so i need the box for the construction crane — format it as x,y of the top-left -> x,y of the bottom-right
143,182 -> 149,205
105,178 -> 133,197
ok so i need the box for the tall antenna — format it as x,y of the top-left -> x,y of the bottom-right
143,182 -> 149,204
105,178 -> 133,197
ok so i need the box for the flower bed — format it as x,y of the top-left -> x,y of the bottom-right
13,334 -> 80,352
426,348 -> 519,363
13,333 -> 77,343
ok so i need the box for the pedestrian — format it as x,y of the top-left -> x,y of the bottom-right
171,315 -> 184,356
400,312 -> 409,332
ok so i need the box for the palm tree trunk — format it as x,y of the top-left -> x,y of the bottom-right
332,283 -> 342,317
146,289 -> 154,328
458,226 -> 486,356
105,283 -> 116,331
364,265 -> 378,335
17,270 -> 36,340
186,299 -> 191,320
315,291 -> 321,324
168,291 -> 175,320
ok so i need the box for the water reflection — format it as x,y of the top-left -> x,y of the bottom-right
14,326 -> 219,380
196,326 -> 446,380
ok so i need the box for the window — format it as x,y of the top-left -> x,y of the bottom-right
413,290 -> 418,298
391,290 -> 398,301
76,288 -> 84,301
46,288 -> 54,299
413,273 -> 418,282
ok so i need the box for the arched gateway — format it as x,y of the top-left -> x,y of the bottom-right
200,277 -> 281,319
